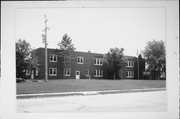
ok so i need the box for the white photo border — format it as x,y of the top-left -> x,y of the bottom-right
1,1 -> 179,119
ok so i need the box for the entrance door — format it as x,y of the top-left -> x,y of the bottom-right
76,71 -> 80,80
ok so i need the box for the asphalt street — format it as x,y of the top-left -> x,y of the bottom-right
16,91 -> 166,112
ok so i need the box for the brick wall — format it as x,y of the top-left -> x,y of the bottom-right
31,48 -> 144,80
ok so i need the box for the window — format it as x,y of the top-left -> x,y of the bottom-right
86,69 -> 89,76
35,70 -> 38,76
49,68 -> 57,76
77,56 -> 84,64
26,70 -> 30,75
94,58 -> 103,65
50,54 -> 57,62
126,71 -> 134,78
94,70 -> 103,77
64,68 -> 71,76
127,61 -> 134,67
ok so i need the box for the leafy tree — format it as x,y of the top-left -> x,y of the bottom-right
104,47 -> 127,80
57,34 -> 76,76
143,40 -> 166,77
16,39 -> 31,79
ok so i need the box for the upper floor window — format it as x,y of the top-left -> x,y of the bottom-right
50,54 -> 57,62
94,70 -> 103,77
127,61 -> 134,67
126,71 -> 134,78
94,58 -> 103,65
49,68 -> 57,76
77,56 -> 84,64
64,68 -> 71,76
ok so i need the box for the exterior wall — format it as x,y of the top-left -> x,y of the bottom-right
122,56 -> 145,79
30,48 -> 144,80
71,51 -> 92,79
123,57 -> 137,79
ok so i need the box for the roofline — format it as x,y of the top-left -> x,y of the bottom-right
33,47 -> 137,58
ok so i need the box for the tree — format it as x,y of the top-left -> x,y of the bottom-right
16,39 -> 31,79
143,40 -> 166,79
104,47 -> 127,80
57,34 -> 76,77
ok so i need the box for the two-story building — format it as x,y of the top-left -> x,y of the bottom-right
25,48 -> 145,80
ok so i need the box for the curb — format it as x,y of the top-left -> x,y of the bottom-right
17,88 -> 166,99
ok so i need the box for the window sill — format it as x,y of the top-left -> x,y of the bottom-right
94,64 -> 103,66
126,76 -> 134,78
77,63 -> 83,64
94,76 -> 103,77
49,75 -> 57,76
126,66 -> 134,68
50,61 -> 57,63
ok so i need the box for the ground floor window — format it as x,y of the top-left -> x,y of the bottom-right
64,68 -> 71,76
35,70 -> 38,76
94,70 -> 103,77
126,71 -> 134,78
26,70 -> 30,75
86,69 -> 89,76
49,68 -> 57,76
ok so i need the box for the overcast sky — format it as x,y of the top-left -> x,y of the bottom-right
15,8 -> 165,56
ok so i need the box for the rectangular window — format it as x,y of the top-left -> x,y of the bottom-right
94,58 -> 103,65
94,70 -> 103,77
127,61 -> 134,67
64,68 -> 71,76
77,56 -> 84,64
94,70 -> 96,76
49,68 -> 57,76
50,54 -> 57,62
86,69 -> 89,76
126,71 -> 134,78
100,59 -> 103,65
26,70 -> 30,75
35,70 -> 38,76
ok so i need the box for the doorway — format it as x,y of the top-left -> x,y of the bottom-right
75,71 -> 80,80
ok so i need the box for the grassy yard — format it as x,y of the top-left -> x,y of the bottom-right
16,79 -> 166,94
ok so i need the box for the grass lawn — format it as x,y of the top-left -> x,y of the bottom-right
16,79 -> 166,94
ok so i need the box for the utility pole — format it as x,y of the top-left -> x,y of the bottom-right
137,49 -> 139,80
42,14 -> 49,82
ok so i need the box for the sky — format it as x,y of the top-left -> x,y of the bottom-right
15,8 -> 165,57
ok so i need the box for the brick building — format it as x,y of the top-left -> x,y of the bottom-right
26,48 -> 145,80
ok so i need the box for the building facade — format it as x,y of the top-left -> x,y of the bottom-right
26,48 -> 145,80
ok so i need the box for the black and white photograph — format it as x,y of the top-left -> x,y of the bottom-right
1,1 -> 179,119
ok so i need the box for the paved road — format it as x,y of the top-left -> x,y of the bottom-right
17,91 -> 166,112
